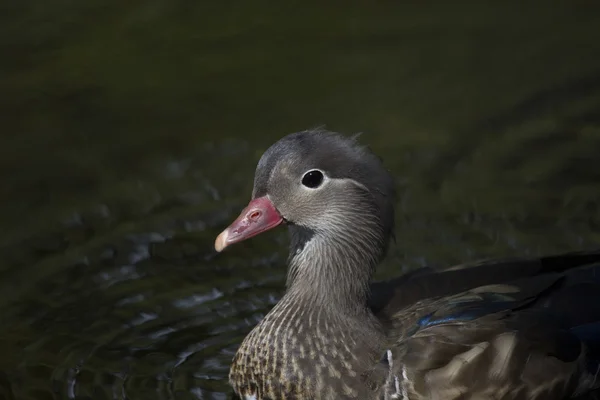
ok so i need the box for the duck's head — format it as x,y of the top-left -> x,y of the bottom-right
215,129 -> 396,266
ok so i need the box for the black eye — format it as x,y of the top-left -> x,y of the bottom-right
301,170 -> 324,188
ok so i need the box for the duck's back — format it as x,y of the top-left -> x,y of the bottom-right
370,251 -> 600,400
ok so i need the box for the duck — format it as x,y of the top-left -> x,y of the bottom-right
214,128 -> 600,400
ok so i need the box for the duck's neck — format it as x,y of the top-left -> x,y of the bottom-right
284,220 -> 387,313
230,220 -> 389,399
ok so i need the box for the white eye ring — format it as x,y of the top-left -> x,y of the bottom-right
301,169 -> 326,189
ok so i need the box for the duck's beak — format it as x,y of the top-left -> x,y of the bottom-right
214,196 -> 284,252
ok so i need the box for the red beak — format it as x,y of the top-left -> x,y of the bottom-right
214,196 -> 284,252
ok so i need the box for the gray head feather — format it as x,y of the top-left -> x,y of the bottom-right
252,128 -> 397,298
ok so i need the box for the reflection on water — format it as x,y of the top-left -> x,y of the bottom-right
2,1 -> 600,399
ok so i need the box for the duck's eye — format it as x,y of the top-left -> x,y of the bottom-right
301,170 -> 324,189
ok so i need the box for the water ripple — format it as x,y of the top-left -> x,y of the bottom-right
0,194 -> 285,400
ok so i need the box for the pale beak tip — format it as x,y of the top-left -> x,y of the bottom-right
214,229 -> 229,252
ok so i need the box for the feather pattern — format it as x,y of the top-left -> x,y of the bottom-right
373,262 -> 600,399
218,129 -> 600,399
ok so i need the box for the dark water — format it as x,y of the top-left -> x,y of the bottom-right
2,2 -> 600,399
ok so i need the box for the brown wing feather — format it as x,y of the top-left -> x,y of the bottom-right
369,255 -> 600,400
371,249 -> 600,319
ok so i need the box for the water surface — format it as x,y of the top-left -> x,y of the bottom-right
2,2 -> 600,399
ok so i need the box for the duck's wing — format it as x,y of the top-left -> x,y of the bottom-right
366,260 -> 600,400
370,249 -> 600,318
